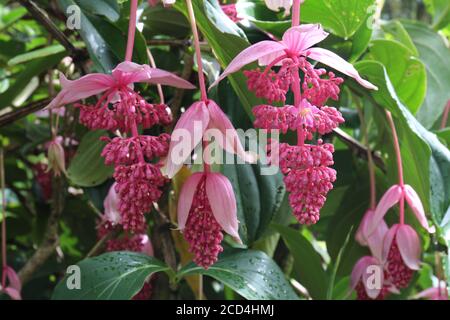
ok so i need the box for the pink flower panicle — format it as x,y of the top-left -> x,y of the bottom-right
76,89 -> 171,132
183,176 -> 224,269
113,163 -> 168,231
101,134 -> 170,166
355,280 -> 389,300
278,141 -> 336,224
386,238 -> 414,289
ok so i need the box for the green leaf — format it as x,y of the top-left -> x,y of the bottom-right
366,39 -> 426,114
425,0 -> 450,30
0,52 -> 65,108
67,130 -> 113,187
301,0 -> 376,39
273,224 -> 328,299
222,161 -> 285,245
178,249 -> 298,300
142,6 -> 190,38
76,0 -> 120,22
52,252 -> 170,300
402,21 -> 450,128
380,20 -> 418,56
174,0 -> 264,118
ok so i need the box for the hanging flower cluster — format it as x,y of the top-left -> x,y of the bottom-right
212,23 -> 376,225
96,184 -> 155,300
48,62 -> 194,232
351,113 -> 435,300
163,0 -> 256,269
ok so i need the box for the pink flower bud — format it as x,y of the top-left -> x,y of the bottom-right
47,138 -> 66,176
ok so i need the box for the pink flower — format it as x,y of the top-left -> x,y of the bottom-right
177,171 -> 241,269
102,183 -> 122,226
0,266 -> 22,300
350,256 -> 389,300
414,282 -> 448,300
48,61 -> 194,110
383,224 -> 421,289
46,138 -> 66,177
163,100 -> 257,178
355,209 -> 388,261
221,4 -> 242,23
366,184 -> 435,236
211,24 -> 377,90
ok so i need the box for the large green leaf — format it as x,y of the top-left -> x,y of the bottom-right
425,0 -> 450,30
222,161 -> 285,245
178,250 -> 298,300
75,0 -> 120,22
402,21 -> 450,128
67,130 -> 113,187
52,252 -> 170,300
301,0 -> 376,39
366,39 -> 426,114
174,0 -> 264,118
273,224 -> 328,299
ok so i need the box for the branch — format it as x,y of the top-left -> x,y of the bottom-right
18,0 -> 88,71
0,98 -> 51,128
18,176 -> 65,285
332,128 -> 385,172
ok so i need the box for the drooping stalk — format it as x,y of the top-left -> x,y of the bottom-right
291,1 -> 304,146
124,0 -> 145,163
186,0 -> 210,172
1,149 -> 7,287
125,0 -> 138,62
385,111 -> 405,224
186,0 -> 208,102
356,100 -> 376,209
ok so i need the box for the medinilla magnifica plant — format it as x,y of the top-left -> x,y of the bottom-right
0,0 -> 448,302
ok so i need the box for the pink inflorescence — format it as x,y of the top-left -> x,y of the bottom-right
355,280 -> 390,300
113,163 -> 168,231
278,141 -> 336,224
249,55 -> 344,225
386,239 -> 414,289
183,176 -> 224,269
77,84 -> 173,232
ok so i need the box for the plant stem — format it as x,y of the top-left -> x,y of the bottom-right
186,0 -> 208,102
125,0 -> 138,62
199,275 -> 203,300
292,0 -> 301,27
1,149 -> 7,288
146,47 -> 165,104
355,100 -> 376,209
385,111 -> 405,224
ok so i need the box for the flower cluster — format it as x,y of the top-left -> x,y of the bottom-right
351,184 -> 435,299
48,62 -> 194,231
177,172 -> 241,269
213,24 -> 375,225
96,184 -> 155,300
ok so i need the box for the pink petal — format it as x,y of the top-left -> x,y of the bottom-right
414,287 -> 441,300
205,172 -> 242,244
47,73 -> 114,109
163,101 -> 210,178
307,47 -> 378,90
146,68 -> 196,89
367,185 -> 402,236
382,224 -> 400,263
103,183 -> 121,225
4,266 -> 22,292
396,224 -> 421,270
350,256 -> 383,299
281,24 -> 329,53
360,209 -> 389,262
3,287 -> 21,300
113,62 -> 195,89
210,40 -> 286,88
207,100 -> 257,163
138,234 -> 154,257
404,184 -> 435,233
355,209 -> 373,246
177,172 -> 204,230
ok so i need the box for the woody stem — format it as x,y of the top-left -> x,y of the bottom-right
1,149 -> 7,287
